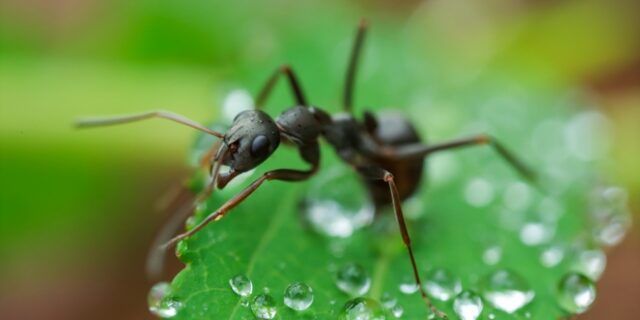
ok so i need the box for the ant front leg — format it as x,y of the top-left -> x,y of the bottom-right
255,65 -> 307,109
386,134 -> 540,188
163,164 -> 318,249
355,165 -> 447,319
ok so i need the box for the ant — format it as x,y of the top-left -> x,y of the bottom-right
77,19 -> 537,318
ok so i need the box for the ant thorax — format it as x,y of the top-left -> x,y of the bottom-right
275,106 -> 323,146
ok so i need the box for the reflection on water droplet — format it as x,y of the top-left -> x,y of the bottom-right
481,269 -> 534,313
572,249 -> 606,280
336,263 -> 371,296
391,305 -> 403,318
488,313 -> 496,319
222,89 -> 254,123
304,168 -> 374,237
519,222 -> 554,246
339,297 -> 386,320
229,274 -> 253,297
251,294 -> 277,319
483,246 -> 502,265
464,177 -> 494,207
540,246 -> 565,268
557,273 -> 596,314
424,268 -> 462,301
284,282 -> 314,311
453,291 -> 483,320
148,282 -> 182,318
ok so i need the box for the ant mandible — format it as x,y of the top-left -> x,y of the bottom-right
77,19 -> 538,318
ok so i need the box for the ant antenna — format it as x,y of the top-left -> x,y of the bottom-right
76,110 -> 224,138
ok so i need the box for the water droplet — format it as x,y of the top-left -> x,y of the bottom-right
391,305 -> 403,318
557,273 -> 596,314
251,294 -> 277,319
572,249 -> 606,280
148,282 -> 182,318
229,274 -> 253,297
483,246 -> 502,265
540,245 -> 565,268
336,263 -> 371,296
481,269 -> 534,313
222,89 -> 254,123
464,177 -> 494,207
424,268 -> 462,301
380,292 -> 397,309
519,222 -> 554,246
590,186 -> 631,247
339,297 -> 387,320
304,168 -> 374,238
284,282 -> 314,311
488,313 -> 496,319
453,291 -> 483,320
398,278 -> 419,295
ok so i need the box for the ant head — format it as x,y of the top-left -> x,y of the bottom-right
215,110 -> 280,185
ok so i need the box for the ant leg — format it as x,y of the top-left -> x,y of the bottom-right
355,165 -> 447,319
386,134 -> 539,187
146,144 -> 228,277
75,110 -> 224,138
343,18 -> 368,113
163,165 -> 318,248
255,65 -> 307,109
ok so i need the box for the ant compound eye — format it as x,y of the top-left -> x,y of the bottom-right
250,135 -> 270,158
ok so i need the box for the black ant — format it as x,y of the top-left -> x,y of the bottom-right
77,19 -> 538,318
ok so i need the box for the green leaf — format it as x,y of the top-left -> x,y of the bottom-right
155,72 -> 629,320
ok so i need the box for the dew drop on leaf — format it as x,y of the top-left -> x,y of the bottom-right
336,262 -> 371,296
572,249 -> 606,280
453,290 -> 483,320
557,273 -> 596,314
303,168 -> 374,238
148,282 -> 182,318
251,294 -> 277,319
339,297 -> 387,320
424,268 -> 462,301
481,269 -> 535,313
284,282 -> 314,311
380,292 -> 397,309
229,274 -> 253,297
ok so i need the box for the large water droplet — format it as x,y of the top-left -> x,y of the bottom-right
336,263 -> 371,296
572,249 -> 606,280
303,168 -> 374,238
380,292 -> 397,309
148,282 -> 182,318
339,297 -> 387,320
229,274 -> 253,297
481,269 -> 534,313
284,282 -> 314,311
557,273 -> 596,314
424,268 -> 462,301
453,291 -> 483,320
251,294 -> 278,319
464,177 -> 495,207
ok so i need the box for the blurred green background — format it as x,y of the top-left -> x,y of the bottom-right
0,0 -> 638,319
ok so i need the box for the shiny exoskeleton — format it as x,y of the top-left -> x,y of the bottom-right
77,20 -> 537,319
